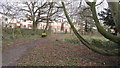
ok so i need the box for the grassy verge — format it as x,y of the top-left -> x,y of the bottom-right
60,35 -> 120,55
2,28 -> 52,50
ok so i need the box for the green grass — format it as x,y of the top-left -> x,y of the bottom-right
61,35 -> 120,55
63,62 -> 76,66
2,28 -> 52,50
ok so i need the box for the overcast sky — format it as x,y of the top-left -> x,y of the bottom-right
0,0 -> 119,2
0,0 -> 109,19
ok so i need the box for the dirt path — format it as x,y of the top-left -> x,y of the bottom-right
17,35 -> 119,66
2,34 -> 67,66
3,34 -> 119,66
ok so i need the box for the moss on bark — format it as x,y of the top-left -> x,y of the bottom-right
62,2 -> 120,56
87,2 -> 120,44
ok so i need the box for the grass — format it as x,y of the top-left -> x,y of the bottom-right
61,35 -> 120,55
17,34 -> 119,66
61,35 -> 119,64
63,62 -> 76,66
2,28 -> 52,50
55,34 -> 120,54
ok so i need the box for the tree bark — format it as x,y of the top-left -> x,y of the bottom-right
43,2 -> 53,33
33,21 -> 37,30
33,21 -> 37,35
107,2 -> 120,34
44,18 -> 49,33
88,2 -> 120,44
62,2 -> 120,56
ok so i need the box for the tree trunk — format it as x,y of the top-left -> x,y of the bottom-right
61,23 -> 64,31
44,20 -> 49,33
85,20 -> 88,32
62,2 -> 119,56
33,22 -> 37,30
43,3 -> 51,33
33,21 -> 37,35
88,2 -> 120,44
43,11 -> 49,33
107,2 -> 120,35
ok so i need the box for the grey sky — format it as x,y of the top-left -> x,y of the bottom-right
0,0 -> 110,19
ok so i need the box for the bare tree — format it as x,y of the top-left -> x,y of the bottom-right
20,1 -> 48,31
20,1 -> 63,34
43,2 -> 62,33
0,2 -> 23,18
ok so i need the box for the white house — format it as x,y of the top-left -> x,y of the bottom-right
20,19 -> 33,29
37,19 -> 71,32
37,22 -> 47,29
1,15 -> 80,32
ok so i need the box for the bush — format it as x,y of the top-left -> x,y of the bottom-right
2,28 -> 45,39
64,37 -> 82,45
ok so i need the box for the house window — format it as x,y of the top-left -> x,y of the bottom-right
24,25 -> 26,28
30,25 -> 32,28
